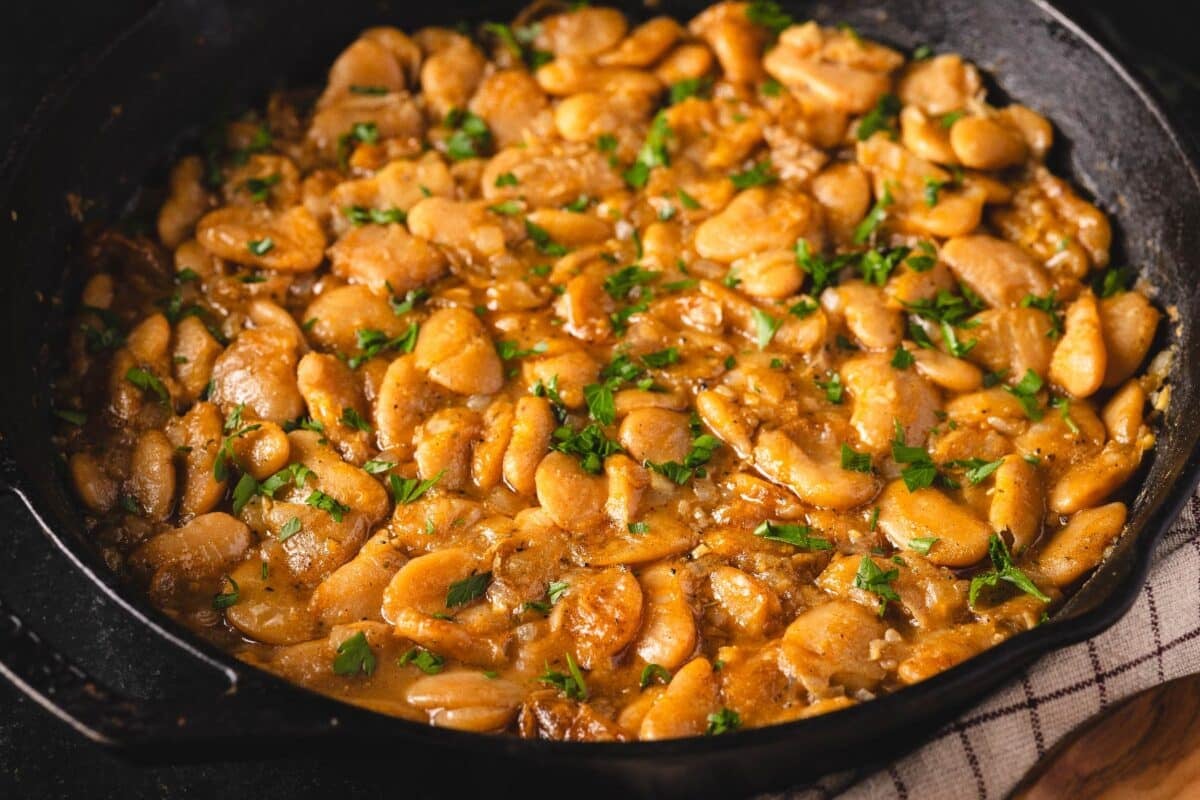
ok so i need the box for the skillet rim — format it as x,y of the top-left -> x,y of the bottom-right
1,0 -> 1198,768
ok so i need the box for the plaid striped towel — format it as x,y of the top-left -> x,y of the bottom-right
776,493 -> 1200,799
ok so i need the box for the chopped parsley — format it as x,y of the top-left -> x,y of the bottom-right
231,472 -> 259,514
892,429 -> 939,491
760,78 -> 783,97
1095,265 -> 1132,298
212,575 -> 240,610
258,462 -> 315,498
444,108 -> 493,161
1020,291 -> 1063,338
891,347 -> 915,369
706,707 -> 742,735
496,340 -> 548,360
815,371 -> 844,404
539,653 -> 588,700
494,171 -> 519,188
840,444 -> 872,473
332,631 -> 376,676
524,218 -> 569,256
639,663 -> 672,689
347,324 -> 419,368
1003,369 -> 1045,421
243,172 -> 280,202
397,647 -> 445,675
923,176 -> 948,207
345,205 -> 407,226
54,408 -> 87,426
752,308 -> 782,349
446,571 -> 493,608
340,407 -> 372,432
795,239 -> 852,294
552,424 -> 624,474
854,556 -> 901,616
730,159 -> 777,189
124,367 -> 169,405
247,237 -> 274,256
909,537 -> 938,555
968,534 -> 1050,607
644,419 -> 720,485
946,457 -> 1004,485
1051,397 -> 1081,434
624,111 -> 672,189
745,0 -> 793,35
305,490 -> 350,522
388,286 -> 430,316
856,93 -> 901,141
852,186 -> 894,244
389,470 -> 444,505
488,199 -> 523,216
277,516 -> 302,543
753,520 -> 832,550
669,77 -> 712,104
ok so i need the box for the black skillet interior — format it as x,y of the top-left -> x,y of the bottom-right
1,0 -> 1198,797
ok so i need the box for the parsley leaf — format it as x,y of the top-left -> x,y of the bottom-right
446,571 -> 493,608
494,171 -> 519,188
891,347 -> 915,369
853,186 -> 894,244
212,575 -> 240,610
644,426 -> 720,485
347,324 -> 418,368
624,111 -> 672,189
258,462 -> 315,498
247,237 -> 274,256
856,93 -> 901,141
752,308 -> 782,349
730,159 -> 777,189
639,663 -> 672,689
706,707 -> 742,735
552,424 -> 624,474
669,77 -> 712,104
524,218 -> 569,256
231,472 -> 259,514
332,631 -> 376,676
1003,369 -> 1045,421
496,340 -> 548,360
278,516 -> 302,542
968,534 -> 1050,607
815,371 -> 844,404
1020,291 -> 1063,338
840,444 -> 872,473
345,205 -> 407,226
124,367 -> 169,405
909,536 -> 939,555
583,382 -> 617,425
397,646 -> 445,675
854,556 -> 901,615
745,0 -> 793,35
795,239 -> 852,294
1051,397 -> 1081,434
753,520 -> 832,550
305,490 -> 350,522
539,653 -> 588,700
389,470 -> 444,505
444,108 -> 493,161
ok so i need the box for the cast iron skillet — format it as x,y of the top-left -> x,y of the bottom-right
0,0 -> 1197,796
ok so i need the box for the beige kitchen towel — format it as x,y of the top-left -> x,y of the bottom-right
778,492 -> 1200,799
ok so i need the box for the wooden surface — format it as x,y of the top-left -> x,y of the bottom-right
1011,672 -> 1200,799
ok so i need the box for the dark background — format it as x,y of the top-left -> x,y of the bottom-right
1,2 -> 1197,798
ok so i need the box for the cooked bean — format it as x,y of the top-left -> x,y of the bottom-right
230,421 -> 291,480
534,451 -> 608,530
877,481 -> 992,567
172,316 -> 222,403
167,401 -> 227,519
129,430 -> 176,521
638,657 -> 719,740
210,326 -> 305,424
779,601 -> 886,693
599,17 -> 684,67
157,156 -> 211,249
413,307 -> 504,395
1035,502 -> 1127,587
328,223 -> 447,295
503,396 -> 557,495
130,513 -> 251,596
1102,380 -> 1146,445
406,671 -> 525,732
987,455 -> 1044,553
948,115 -> 1028,170
1099,290 -> 1160,387
414,407 -> 483,491
1049,290 -> 1106,398
940,235 -> 1051,308
469,69 -> 549,148
69,452 -> 118,514
225,555 -> 320,645
633,562 -> 696,671
297,352 -> 372,464
196,206 -> 325,271
382,547 -> 479,617
708,565 -> 781,638
694,187 -> 816,263
618,408 -> 692,465
753,428 -> 879,510
554,567 -> 643,669
1049,441 -> 1140,514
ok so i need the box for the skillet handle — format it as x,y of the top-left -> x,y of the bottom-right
0,593 -> 349,759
